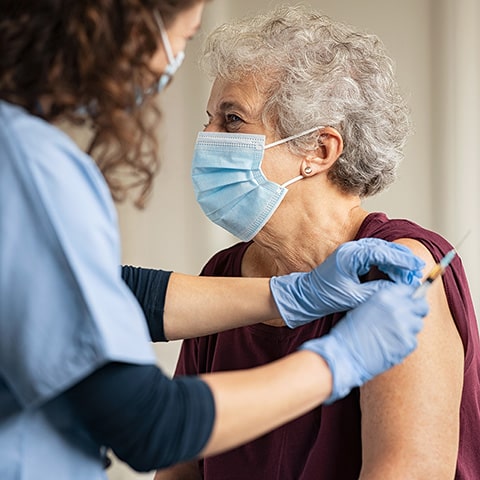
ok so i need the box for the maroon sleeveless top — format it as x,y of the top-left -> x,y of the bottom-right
176,212 -> 480,479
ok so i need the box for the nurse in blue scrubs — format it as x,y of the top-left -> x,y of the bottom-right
0,1 -> 428,478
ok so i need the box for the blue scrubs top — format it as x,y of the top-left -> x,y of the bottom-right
0,101 -> 156,479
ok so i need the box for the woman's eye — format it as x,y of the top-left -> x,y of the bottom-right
225,113 -> 243,125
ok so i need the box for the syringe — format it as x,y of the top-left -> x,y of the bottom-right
413,230 -> 471,298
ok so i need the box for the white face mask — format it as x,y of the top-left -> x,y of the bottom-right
191,126 -> 323,242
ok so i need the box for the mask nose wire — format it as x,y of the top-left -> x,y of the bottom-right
264,126 -> 325,150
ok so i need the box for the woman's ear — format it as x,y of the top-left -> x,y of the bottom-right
302,127 -> 343,176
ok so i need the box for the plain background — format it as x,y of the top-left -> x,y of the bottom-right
108,0 -> 479,478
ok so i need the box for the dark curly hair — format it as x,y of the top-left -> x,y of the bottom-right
0,0 -> 204,207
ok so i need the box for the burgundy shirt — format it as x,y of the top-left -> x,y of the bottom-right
176,212 -> 480,480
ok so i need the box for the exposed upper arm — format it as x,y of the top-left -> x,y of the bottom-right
359,238 -> 464,480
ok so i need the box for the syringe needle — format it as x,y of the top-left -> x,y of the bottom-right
453,230 -> 472,253
413,230 -> 471,298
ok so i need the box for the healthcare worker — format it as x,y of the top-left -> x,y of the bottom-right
0,1 -> 429,478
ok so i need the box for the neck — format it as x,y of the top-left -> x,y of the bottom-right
245,192 -> 368,277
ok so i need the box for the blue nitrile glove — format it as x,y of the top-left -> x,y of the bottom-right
269,238 -> 425,328
300,283 -> 429,404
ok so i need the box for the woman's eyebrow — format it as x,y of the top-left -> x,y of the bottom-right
218,101 -> 250,116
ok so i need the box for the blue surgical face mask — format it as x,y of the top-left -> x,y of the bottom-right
136,12 -> 185,104
191,127 -> 323,242
154,11 -> 185,93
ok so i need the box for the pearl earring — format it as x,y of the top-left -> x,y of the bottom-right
304,166 -> 312,175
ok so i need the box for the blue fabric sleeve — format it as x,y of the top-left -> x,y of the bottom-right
0,101 -> 155,408
64,362 -> 215,471
122,266 -> 172,342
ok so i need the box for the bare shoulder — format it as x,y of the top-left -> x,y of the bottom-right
393,237 -> 436,270
359,237 -> 464,479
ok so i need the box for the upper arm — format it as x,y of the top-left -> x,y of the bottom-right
359,238 -> 464,479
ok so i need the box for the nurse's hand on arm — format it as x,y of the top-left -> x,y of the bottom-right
123,238 -> 424,341
154,283 -> 427,479
197,283 -> 428,457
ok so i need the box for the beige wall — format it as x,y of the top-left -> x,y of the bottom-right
110,0 -> 479,478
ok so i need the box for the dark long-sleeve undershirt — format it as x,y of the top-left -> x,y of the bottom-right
64,362 -> 215,472
122,266 -> 172,342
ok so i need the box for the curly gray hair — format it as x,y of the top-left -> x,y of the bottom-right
200,5 -> 412,197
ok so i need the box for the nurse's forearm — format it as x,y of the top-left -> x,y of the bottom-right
199,349 -> 332,457
163,272 -> 279,341
154,460 -> 201,480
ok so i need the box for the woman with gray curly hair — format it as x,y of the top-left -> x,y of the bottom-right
200,6 -> 411,199
156,5 -> 479,480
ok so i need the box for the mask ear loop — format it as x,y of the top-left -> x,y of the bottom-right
153,11 -> 175,64
267,126 -> 325,188
281,175 -> 304,188
264,126 -> 325,150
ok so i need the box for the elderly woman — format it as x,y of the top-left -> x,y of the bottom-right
155,6 -> 480,480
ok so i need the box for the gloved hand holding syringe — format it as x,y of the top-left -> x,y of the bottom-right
413,230 -> 471,298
